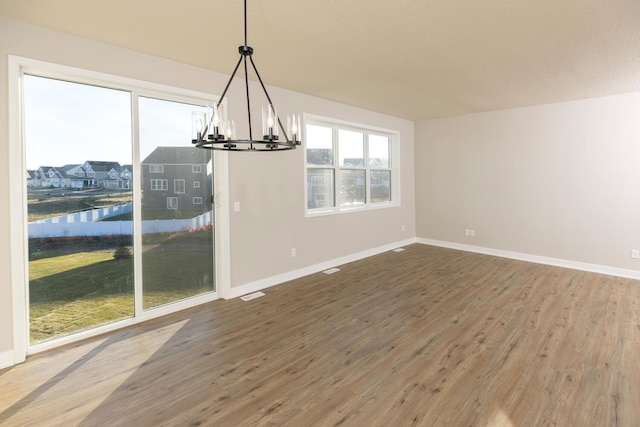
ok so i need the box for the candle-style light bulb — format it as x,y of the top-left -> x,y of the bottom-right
262,104 -> 278,140
287,114 -> 300,143
212,106 -> 220,127
224,120 -> 236,140
192,111 -> 206,142
196,119 -> 203,139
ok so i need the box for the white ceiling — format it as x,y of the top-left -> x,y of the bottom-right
2,0 -> 640,121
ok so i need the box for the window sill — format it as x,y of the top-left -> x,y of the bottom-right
305,201 -> 399,218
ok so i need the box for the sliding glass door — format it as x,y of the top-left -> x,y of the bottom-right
23,74 -> 217,345
24,75 -> 135,343
139,97 -> 215,309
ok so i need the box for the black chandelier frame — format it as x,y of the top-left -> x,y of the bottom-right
192,0 -> 301,151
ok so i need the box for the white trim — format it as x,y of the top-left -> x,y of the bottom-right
8,55 -> 28,365
0,351 -> 14,370
225,238 -> 417,299
417,238 -> 640,280
214,152 -> 231,299
131,91 -> 143,318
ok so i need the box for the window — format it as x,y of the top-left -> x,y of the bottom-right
150,179 -> 168,191
174,179 -> 185,194
192,165 -> 203,173
167,197 -> 178,210
149,164 -> 164,173
305,117 -> 398,214
193,197 -> 203,205
193,181 -> 201,188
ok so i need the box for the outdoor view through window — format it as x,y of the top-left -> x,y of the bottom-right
24,75 -> 215,344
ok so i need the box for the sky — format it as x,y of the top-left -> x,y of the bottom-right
23,75 -> 206,170
23,74 -> 389,170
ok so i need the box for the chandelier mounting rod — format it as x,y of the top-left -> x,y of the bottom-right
191,0 -> 301,151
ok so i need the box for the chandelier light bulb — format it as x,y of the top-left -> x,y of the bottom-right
191,0 -> 301,151
288,114 -> 300,142
191,111 -> 206,142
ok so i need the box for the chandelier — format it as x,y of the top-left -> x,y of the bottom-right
191,0 -> 301,151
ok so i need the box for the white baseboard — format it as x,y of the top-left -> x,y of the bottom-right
226,238 -> 417,300
0,350 -> 15,370
417,238 -> 640,280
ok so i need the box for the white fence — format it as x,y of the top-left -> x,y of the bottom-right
32,203 -> 133,224
28,204 -> 213,238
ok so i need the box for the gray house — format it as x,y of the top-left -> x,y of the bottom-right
141,147 -> 212,213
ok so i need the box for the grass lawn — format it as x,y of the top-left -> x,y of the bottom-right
27,188 -> 132,222
29,252 -> 134,342
29,232 -> 214,343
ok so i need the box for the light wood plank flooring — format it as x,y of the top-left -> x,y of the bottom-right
1,244 -> 639,426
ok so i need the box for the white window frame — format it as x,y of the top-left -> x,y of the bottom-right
167,197 -> 178,210
304,114 -> 400,217
149,164 -> 164,173
8,55 -> 232,362
193,197 -> 203,205
150,179 -> 168,191
174,179 -> 186,194
193,181 -> 201,188
192,165 -> 203,173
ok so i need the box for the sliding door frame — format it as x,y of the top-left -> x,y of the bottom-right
8,55 -> 231,361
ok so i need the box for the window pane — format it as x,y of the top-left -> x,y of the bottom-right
369,135 -> 390,168
371,170 -> 391,203
307,169 -> 334,209
24,75 -> 134,344
339,169 -> 365,206
306,124 -> 333,165
174,179 -> 185,194
139,97 -> 214,310
339,130 -> 364,167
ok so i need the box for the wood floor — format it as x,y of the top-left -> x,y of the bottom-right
1,244 -> 639,426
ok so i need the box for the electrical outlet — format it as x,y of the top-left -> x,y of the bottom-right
291,248 -> 297,257
401,225 -> 405,232
469,229 -> 475,238
465,228 -> 470,236
234,201 -> 240,212
631,249 -> 639,259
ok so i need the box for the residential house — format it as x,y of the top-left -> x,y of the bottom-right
26,170 -> 37,187
36,166 -> 63,188
141,147 -> 211,212
58,164 -> 86,189
83,160 -> 122,189
27,162 -> 132,189
120,164 -> 132,189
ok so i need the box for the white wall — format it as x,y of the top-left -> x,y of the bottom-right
0,17 -> 415,366
416,93 -> 640,273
